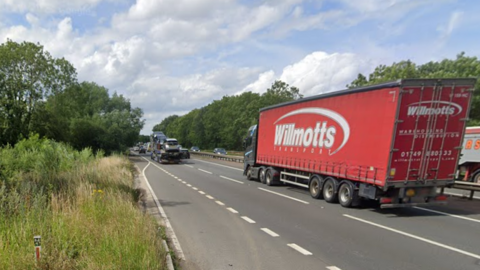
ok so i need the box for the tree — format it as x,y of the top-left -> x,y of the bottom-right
151,80 -> 302,150
0,40 -> 77,145
152,115 -> 179,133
346,53 -> 480,125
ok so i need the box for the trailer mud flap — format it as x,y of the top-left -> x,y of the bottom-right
359,184 -> 376,200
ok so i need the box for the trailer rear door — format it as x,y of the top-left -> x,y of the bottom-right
387,79 -> 475,185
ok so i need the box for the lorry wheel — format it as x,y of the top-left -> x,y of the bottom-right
265,169 -> 274,186
246,166 -> 254,181
322,178 -> 338,203
259,167 -> 266,184
338,181 -> 358,208
309,176 -> 324,199
473,173 -> 480,184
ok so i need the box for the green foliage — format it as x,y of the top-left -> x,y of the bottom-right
153,115 -> 179,132
0,40 -> 145,154
0,39 -> 77,146
154,80 -> 303,150
0,138 -> 167,269
346,52 -> 480,125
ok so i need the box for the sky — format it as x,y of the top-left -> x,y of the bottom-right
1,0 -> 479,135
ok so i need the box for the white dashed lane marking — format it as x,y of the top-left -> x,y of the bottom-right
220,175 -> 244,184
241,216 -> 256,224
287,243 -> 312,256
261,228 -> 279,237
227,208 -> 238,214
198,168 -> 213,174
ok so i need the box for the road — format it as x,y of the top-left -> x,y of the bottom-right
133,154 -> 480,270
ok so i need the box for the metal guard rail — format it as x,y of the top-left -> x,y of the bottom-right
446,181 -> 480,200
191,151 -> 244,163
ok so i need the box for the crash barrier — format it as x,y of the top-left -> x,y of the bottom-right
443,181 -> 480,200
190,151 -> 244,163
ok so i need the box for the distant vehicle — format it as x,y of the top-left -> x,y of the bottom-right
243,78 -> 476,209
133,146 -> 139,151
190,146 -> 200,152
139,146 -> 146,154
180,148 -> 190,159
150,132 -> 182,164
213,148 -> 227,155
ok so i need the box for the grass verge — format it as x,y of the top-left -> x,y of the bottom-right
0,135 -> 168,269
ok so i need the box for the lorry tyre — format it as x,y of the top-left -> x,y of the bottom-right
259,167 -> 266,184
265,169 -> 275,186
322,177 -> 339,203
309,176 -> 324,199
338,181 -> 359,208
246,166 -> 254,181
472,172 -> 480,183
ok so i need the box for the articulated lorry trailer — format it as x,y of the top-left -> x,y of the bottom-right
243,78 -> 476,208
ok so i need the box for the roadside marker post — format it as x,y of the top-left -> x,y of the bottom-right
34,235 -> 41,262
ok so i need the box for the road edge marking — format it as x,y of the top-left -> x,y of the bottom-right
140,161 -> 185,260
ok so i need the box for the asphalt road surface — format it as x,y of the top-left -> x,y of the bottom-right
132,154 -> 480,270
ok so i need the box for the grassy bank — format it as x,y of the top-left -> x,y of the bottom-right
0,136 -> 167,269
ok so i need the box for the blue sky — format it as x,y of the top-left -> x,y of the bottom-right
0,0 -> 479,134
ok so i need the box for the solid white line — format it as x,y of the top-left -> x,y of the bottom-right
192,187 -> 198,191
184,165 -> 194,168
326,266 -> 342,270
287,243 -> 312,255
198,168 -> 213,174
215,201 -> 225,206
193,158 -> 243,171
206,195 -> 215,200
141,162 -> 185,260
199,191 -> 206,195
220,175 -> 244,184
258,187 -> 309,204
261,228 -> 279,237
227,207 -> 238,214
414,207 -> 480,224
344,214 -> 480,260
241,216 -> 256,223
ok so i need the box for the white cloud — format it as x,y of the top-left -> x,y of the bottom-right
0,0 -> 476,136
242,51 -> 374,97
240,71 -> 276,94
0,0 -> 108,14
438,10 -> 463,40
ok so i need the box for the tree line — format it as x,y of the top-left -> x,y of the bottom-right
152,81 -> 303,150
0,40 -> 144,154
154,52 -> 480,151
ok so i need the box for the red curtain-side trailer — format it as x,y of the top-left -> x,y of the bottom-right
243,78 -> 476,208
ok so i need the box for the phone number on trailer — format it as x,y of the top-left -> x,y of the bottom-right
400,150 -> 453,158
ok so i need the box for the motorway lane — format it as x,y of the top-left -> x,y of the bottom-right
137,154 -> 480,269
137,158 -> 330,270
155,157 -> 480,270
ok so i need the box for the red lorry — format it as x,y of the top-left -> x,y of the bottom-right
243,78 -> 476,208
